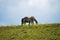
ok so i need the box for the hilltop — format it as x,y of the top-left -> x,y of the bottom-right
0,24 -> 60,40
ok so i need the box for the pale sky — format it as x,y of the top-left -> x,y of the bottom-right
0,0 -> 60,25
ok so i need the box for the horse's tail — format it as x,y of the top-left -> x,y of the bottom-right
21,18 -> 23,25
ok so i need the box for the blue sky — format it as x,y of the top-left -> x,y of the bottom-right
0,0 -> 60,25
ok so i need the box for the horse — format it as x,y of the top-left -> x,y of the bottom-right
21,16 -> 38,25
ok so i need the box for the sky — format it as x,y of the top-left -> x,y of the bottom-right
0,0 -> 60,26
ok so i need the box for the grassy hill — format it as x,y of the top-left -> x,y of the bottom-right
0,24 -> 60,40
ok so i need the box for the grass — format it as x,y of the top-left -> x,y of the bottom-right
0,24 -> 60,40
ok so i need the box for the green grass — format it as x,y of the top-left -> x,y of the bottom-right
0,24 -> 60,40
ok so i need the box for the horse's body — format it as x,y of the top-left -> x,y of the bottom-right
21,16 -> 38,25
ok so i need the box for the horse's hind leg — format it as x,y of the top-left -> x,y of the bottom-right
21,22 -> 23,26
28,21 -> 30,25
